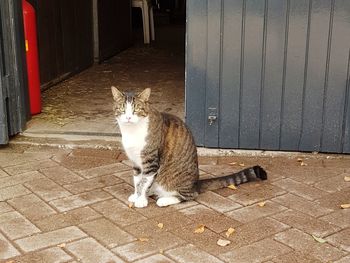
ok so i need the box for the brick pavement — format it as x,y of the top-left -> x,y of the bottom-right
0,144 -> 349,262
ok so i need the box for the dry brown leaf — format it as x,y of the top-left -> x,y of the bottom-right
311,235 -> 327,244
229,162 -> 237,165
258,201 -> 266,207
344,176 -> 350,182
340,204 -> 350,209
297,158 -> 303,162
225,227 -> 235,238
194,224 -> 205,234
300,161 -> 308,166
159,249 -> 164,254
138,237 -> 149,242
157,222 -> 164,229
128,203 -> 134,208
239,163 -> 245,167
217,239 -> 231,247
57,243 -> 66,248
227,184 -> 237,190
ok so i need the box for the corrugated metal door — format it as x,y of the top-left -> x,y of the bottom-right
186,0 -> 350,153
0,0 -> 29,145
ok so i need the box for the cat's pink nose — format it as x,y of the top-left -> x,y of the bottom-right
126,116 -> 131,121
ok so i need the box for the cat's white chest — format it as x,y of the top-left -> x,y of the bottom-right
118,117 -> 149,168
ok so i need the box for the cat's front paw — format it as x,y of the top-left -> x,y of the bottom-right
134,196 -> 148,208
128,194 -> 138,203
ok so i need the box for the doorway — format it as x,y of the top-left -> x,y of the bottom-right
23,0 -> 186,141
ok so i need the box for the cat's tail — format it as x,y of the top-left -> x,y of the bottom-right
196,165 -> 267,193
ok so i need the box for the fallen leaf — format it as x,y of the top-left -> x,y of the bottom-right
300,161 -> 308,166
312,235 -> 327,244
138,237 -> 149,242
194,224 -> 205,234
227,184 -> 237,190
340,204 -> 350,209
128,203 -> 133,208
225,227 -> 235,238
297,158 -> 303,162
157,222 -> 164,229
239,163 -> 245,167
257,201 -> 266,207
57,243 -> 66,248
159,249 -> 164,254
344,176 -> 350,182
217,239 -> 231,247
229,162 -> 237,165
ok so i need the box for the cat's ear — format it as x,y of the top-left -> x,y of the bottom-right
111,86 -> 124,101
138,88 -> 151,102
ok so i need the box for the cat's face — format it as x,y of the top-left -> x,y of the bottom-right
111,86 -> 151,124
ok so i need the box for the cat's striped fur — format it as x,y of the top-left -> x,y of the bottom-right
112,87 -> 267,208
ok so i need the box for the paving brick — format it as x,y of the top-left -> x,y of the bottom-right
226,200 -> 287,223
335,255 -> 350,263
104,182 -> 134,204
52,153 -> 118,171
272,193 -> 333,217
0,152 -> 50,167
78,163 -> 131,179
113,232 -> 185,261
166,244 -> 224,263
8,194 -> 56,221
0,169 -> 9,178
49,190 -> 112,212
9,247 -> 72,263
315,188 -> 350,209
219,238 -> 291,263
134,199 -> 180,219
0,211 -> 41,239
66,237 -> 124,263
196,191 -> 242,213
179,204 -> 242,233
91,199 -> 147,226
327,228 -> 350,252
79,218 -> 136,248
112,169 -> 134,186
319,209 -> 350,229
272,178 -> 328,201
0,232 -> 20,260
71,148 -> 120,159
274,228 -> 347,262
34,206 -> 102,231
15,226 -> 87,252
0,202 -> 13,214
224,217 -> 289,249
40,166 -> 84,185
272,251 -> 323,263
0,185 -> 31,201
0,171 -> 45,189
270,166 -> 343,185
272,209 -> 340,237
224,183 -> 286,205
4,159 -> 58,175
24,178 -> 71,201
134,254 -> 175,263
199,164 -> 235,176
65,174 -> 122,194
314,173 -> 350,193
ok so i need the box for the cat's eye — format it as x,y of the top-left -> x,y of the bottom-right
134,104 -> 142,112
118,104 -> 125,112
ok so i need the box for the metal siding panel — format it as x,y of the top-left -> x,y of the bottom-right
204,0 -> 221,147
219,0 -> 243,148
185,0 -> 207,146
239,0 -> 265,149
280,0 -> 309,151
299,0 -> 332,151
343,51 -> 350,153
321,0 -> 350,152
260,0 -> 288,149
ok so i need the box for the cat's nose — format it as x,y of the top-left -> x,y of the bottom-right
126,116 -> 132,121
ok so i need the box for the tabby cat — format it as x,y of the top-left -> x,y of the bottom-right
112,86 -> 267,208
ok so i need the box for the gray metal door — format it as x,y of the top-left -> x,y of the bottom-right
186,0 -> 350,153
0,0 -> 29,145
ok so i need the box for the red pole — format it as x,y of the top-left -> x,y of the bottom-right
22,0 -> 41,115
